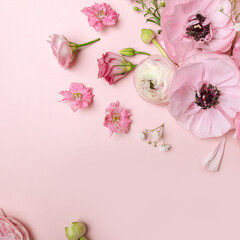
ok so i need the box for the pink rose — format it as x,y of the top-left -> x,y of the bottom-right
168,53 -> 240,138
103,101 -> 132,136
161,0 -> 236,63
0,208 -> 30,240
48,34 -> 73,69
48,34 -> 100,69
97,52 -> 136,85
59,83 -> 94,112
81,3 -> 119,32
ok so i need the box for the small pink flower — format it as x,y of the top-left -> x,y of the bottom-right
48,35 -> 100,69
232,38 -> 240,69
103,101 -> 132,136
98,52 -> 136,85
0,208 -> 30,240
59,83 -> 94,112
81,3 -> 119,32
161,0 -> 236,63
234,113 -> 240,143
48,34 -> 73,69
168,53 -> 240,138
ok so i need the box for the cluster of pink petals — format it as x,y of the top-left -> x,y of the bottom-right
48,34 -> 73,69
59,82 -> 94,112
232,38 -> 240,69
104,101 -> 132,136
161,0 -> 236,63
234,113 -> 240,143
98,52 -> 128,85
81,3 -> 119,32
168,53 -> 240,138
0,208 -> 30,240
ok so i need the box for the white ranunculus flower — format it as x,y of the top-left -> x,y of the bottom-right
134,55 -> 177,105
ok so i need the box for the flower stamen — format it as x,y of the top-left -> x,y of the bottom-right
195,83 -> 221,110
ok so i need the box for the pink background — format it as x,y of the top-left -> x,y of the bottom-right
1,0 -> 240,239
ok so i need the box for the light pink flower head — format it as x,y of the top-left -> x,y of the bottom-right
0,208 -> 30,240
161,0 -> 235,63
48,34 -> 73,69
168,53 -> 240,138
81,3 -> 119,32
134,55 -> 177,105
98,52 -> 135,85
232,38 -> 240,68
103,101 -> 132,136
59,83 -> 94,112
234,113 -> 240,143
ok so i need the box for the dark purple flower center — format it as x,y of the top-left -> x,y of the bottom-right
186,14 -> 210,41
195,83 -> 221,110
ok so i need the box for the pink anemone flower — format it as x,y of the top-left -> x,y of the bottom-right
168,53 -> 240,138
103,101 -> 132,136
81,3 -> 119,32
59,83 -> 94,112
161,0 -> 235,63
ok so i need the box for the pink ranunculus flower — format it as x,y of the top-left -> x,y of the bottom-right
234,113 -> 240,143
232,38 -> 240,68
161,0 -> 236,63
48,34 -> 100,69
103,101 -> 132,136
168,53 -> 240,138
0,208 -> 30,240
134,55 -> 177,105
81,3 -> 119,32
98,52 -> 136,85
59,83 -> 94,112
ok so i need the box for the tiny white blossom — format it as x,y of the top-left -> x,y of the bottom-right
218,5 -> 224,12
234,23 -> 240,32
159,144 -> 170,152
138,131 -> 146,141
152,130 -> 160,141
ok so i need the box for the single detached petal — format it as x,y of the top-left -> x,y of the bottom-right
202,137 -> 227,172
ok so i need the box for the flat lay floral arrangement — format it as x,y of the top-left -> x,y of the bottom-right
2,0 -> 240,239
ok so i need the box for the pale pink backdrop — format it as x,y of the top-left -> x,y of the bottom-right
1,0 -> 240,239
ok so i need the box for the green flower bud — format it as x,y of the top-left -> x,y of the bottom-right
133,6 -> 140,11
160,1 -> 165,7
65,222 -> 86,240
79,237 -> 87,240
141,29 -> 156,44
119,48 -> 135,56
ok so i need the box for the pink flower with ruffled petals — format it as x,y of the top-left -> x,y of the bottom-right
104,101 -> 132,136
232,38 -> 240,68
168,53 -> 240,138
81,3 -> 119,32
234,113 -> 240,143
59,83 -> 94,112
0,208 -> 30,240
48,34 -> 73,69
98,52 -> 135,85
161,0 -> 236,63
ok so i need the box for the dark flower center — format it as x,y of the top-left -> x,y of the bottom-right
195,83 -> 221,110
186,14 -> 210,41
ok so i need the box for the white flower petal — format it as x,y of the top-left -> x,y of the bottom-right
202,137 -> 227,172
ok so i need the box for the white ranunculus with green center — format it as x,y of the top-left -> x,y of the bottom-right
134,55 -> 177,105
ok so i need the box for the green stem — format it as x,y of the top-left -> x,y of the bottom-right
152,39 -> 169,59
76,38 -> 100,48
134,51 -> 151,56
147,124 -> 164,132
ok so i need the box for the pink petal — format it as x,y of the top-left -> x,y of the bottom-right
202,137 -> 227,172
